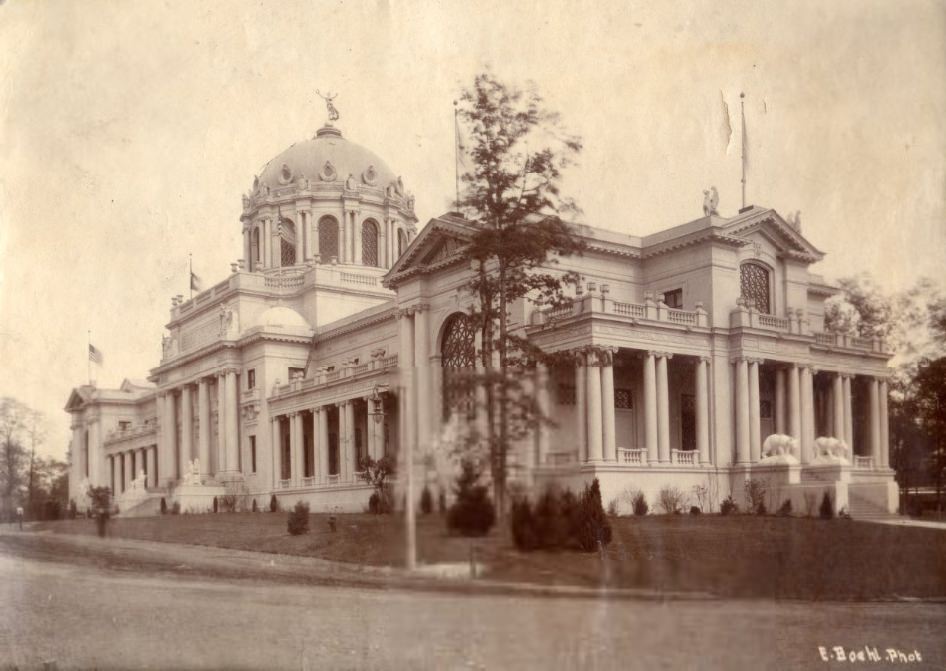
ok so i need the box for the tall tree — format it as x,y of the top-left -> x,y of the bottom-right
911,357 -> 946,511
0,397 -> 34,515
454,73 -> 584,513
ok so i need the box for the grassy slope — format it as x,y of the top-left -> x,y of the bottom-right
33,513 -> 946,600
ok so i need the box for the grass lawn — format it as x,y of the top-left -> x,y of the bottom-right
33,512 -> 946,600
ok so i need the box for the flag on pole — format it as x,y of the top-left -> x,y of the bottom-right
741,97 -> 749,170
190,271 -> 203,293
88,343 -> 104,365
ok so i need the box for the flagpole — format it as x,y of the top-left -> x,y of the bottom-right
453,100 -> 460,212
189,253 -> 193,300
87,330 -> 91,385
740,92 -> 746,210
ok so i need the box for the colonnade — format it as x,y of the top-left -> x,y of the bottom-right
270,396 -> 387,487
108,445 -> 158,493
157,368 -> 241,486
244,211 -> 406,270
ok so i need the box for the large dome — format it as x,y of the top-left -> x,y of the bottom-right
255,125 -> 400,193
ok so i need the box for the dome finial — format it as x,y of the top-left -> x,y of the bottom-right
316,89 -> 340,123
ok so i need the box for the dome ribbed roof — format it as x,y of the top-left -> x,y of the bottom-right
256,125 -> 399,192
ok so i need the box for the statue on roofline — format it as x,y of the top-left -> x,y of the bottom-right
316,89 -> 340,122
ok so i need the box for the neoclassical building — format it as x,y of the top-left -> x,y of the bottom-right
66,123 -> 898,517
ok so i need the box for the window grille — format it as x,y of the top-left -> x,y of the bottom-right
362,220 -> 379,266
441,313 -> 476,418
740,262 -> 771,314
319,217 -> 339,260
615,389 -> 633,409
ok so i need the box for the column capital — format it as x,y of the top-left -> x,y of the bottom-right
648,350 -> 673,360
697,355 -> 712,364
746,357 -> 765,366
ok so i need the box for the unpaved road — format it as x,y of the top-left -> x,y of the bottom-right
1,533 -> 944,670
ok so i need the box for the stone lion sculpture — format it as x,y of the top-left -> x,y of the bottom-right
814,437 -> 850,463
761,433 -> 798,461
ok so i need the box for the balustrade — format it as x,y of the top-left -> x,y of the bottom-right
854,455 -> 874,470
671,449 -> 697,465
618,448 -> 646,464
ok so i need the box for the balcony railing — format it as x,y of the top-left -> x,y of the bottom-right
278,479 -> 291,489
618,448 -> 646,464
671,449 -> 698,465
854,456 -> 874,470
326,474 -> 340,484
533,295 -> 708,328
302,476 -> 316,487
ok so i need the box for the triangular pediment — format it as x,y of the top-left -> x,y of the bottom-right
383,213 -> 474,287
64,386 -> 94,412
722,208 -> 824,262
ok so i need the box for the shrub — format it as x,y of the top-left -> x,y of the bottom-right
657,486 -> 685,514
744,479 -> 768,515
691,483 -> 710,513
68,499 -> 78,519
777,499 -> 793,517
720,495 -> 738,516
689,505 -> 701,516
360,455 -> 396,514
572,479 -> 612,552
607,499 -> 618,517
221,494 -> 237,513
252,499 -> 258,513
446,460 -> 496,537
819,491 -> 834,519
533,486 -> 570,549
213,496 -> 218,513
171,501 -> 181,515
160,497 -> 167,515
510,498 -> 540,551
368,485 -> 394,514
287,501 -> 310,535
269,494 -> 279,513
420,485 -> 433,515
632,491 -> 649,516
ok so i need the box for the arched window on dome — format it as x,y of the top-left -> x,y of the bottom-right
397,228 -> 408,259
441,312 -> 476,420
362,219 -> 379,267
318,216 -> 339,262
740,261 -> 771,314
252,226 -> 261,268
279,219 -> 296,267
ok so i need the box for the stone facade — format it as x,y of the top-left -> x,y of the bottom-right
65,126 -> 897,516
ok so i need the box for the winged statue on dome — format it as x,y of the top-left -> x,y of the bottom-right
316,90 -> 340,122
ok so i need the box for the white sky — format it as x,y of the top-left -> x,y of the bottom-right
1,0 -> 944,458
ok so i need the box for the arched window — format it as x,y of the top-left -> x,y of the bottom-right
397,228 -> 407,258
362,219 -> 379,267
319,216 -> 339,261
279,219 -> 296,267
740,262 -> 771,314
441,312 -> 476,419
252,227 -> 261,267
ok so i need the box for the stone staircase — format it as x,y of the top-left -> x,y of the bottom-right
848,489 -> 900,521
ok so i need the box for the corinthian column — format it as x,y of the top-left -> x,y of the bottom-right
318,407 -> 329,482
656,352 -> 671,463
216,374 -> 226,473
197,378 -> 210,477
225,369 -> 239,475
165,392 -> 177,482
600,348 -> 617,462
734,358 -> 750,465
842,374 -> 854,448
800,366 -> 815,464
696,357 -> 710,465
879,378 -> 889,469
788,364 -> 801,443
833,373 -> 845,441
180,384 -> 193,477
643,351 -> 658,464
585,350 -> 603,462
869,377 -> 881,467
748,359 -> 762,462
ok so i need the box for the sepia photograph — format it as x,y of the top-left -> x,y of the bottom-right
1,1 -> 944,669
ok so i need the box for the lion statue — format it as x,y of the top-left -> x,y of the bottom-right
760,434 -> 799,463
814,437 -> 850,464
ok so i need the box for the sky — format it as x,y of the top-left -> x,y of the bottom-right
1,0 -> 944,458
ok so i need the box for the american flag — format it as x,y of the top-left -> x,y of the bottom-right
88,343 -> 104,365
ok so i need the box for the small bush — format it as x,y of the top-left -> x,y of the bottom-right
368,485 -> 394,514
657,485 -> 685,514
607,499 -> 619,517
160,497 -> 167,515
777,499 -> 793,517
446,460 -> 496,537
819,491 -> 834,519
269,494 -> 279,513
252,499 -> 258,513
744,478 -> 768,515
420,485 -> 433,515
689,505 -> 701,516
572,479 -> 612,552
510,498 -> 540,551
632,491 -> 649,516
213,496 -> 218,513
720,495 -> 738,516
171,501 -> 181,515
534,486 -> 570,549
220,494 -> 237,513
287,501 -> 310,535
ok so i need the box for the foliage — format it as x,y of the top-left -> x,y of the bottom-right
777,499 -> 793,517
451,72 -> 585,514
360,455 -> 396,514
213,496 -> 218,513
657,485 -> 685,514
572,479 -> 612,551
0,397 -> 49,511
220,494 -> 237,513
438,488 -> 447,514
911,357 -> 946,509
632,491 -> 649,516
720,495 -> 738,516
606,499 -> 618,517
269,494 -> 278,513
744,478 -> 768,515
510,497 -> 539,551
691,483 -> 710,513
447,459 -> 496,537
509,481 -> 611,552
252,499 -> 258,513
68,499 -> 78,519
533,485 -> 571,548
689,506 -> 701,516
171,501 -> 181,515
420,485 -> 433,515
160,497 -> 167,514
819,491 -> 834,519
287,501 -> 310,535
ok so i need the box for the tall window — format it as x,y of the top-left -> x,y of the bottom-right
397,228 -> 407,258
279,219 -> 296,267
740,262 -> 771,314
441,312 -> 476,419
252,227 -> 261,267
247,369 -> 256,389
249,436 -> 257,474
319,216 -> 339,261
362,219 -> 379,266
662,289 -> 683,309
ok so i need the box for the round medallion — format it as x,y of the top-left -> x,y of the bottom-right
279,163 -> 293,184
319,160 -> 337,182
362,165 -> 377,185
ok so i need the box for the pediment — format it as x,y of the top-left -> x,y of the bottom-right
64,386 -> 93,412
723,209 -> 824,263
384,213 -> 474,288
